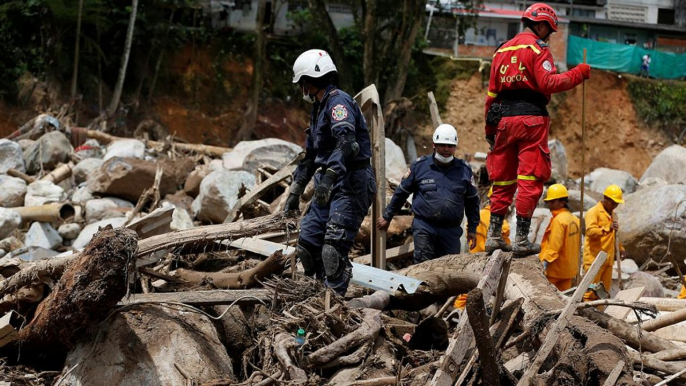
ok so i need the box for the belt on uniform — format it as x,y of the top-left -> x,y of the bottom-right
500,100 -> 549,117
349,158 -> 371,170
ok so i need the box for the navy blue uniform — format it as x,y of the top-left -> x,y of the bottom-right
294,85 -> 376,294
383,155 -> 479,263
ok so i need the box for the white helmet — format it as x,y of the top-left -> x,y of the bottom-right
433,124 -> 458,146
292,49 -> 337,84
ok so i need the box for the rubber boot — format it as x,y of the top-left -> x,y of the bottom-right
512,216 -> 541,257
485,213 -> 511,253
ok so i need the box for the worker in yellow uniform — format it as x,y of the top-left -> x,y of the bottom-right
679,285 -> 686,299
583,184 -> 626,301
539,184 -> 580,291
455,186 -> 512,309
470,186 -> 511,253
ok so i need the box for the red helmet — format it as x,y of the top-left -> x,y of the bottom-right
522,3 -> 558,32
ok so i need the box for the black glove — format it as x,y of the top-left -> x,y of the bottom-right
314,169 -> 337,206
485,135 -> 496,151
284,194 -> 300,214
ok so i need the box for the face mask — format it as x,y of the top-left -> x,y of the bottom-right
434,153 -> 454,164
302,90 -> 316,104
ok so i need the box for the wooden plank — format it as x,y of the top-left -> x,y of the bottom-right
355,84 -> 386,269
126,206 -> 174,239
516,251 -> 608,386
605,286 -> 646,320
118,289 -> 272,307
603,360 -> 624,386
0,311 -> 18,348
427,91 -> 443,128
353,242 -> 414,266
221,237 -> 295,257
224,162 -> 298,223
431,250 -> 506,386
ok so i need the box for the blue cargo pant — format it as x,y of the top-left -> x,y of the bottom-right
298,166 -> 376,294
412,217 -> 462,264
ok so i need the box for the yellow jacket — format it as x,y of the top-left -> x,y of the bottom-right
679,285 -> 686,300
539,208 -> 580,279
470,205 -> 510,253
584,201 -> 623,267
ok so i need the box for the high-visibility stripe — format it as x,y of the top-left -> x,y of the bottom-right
492,180 -> 516,186
487,91 -> 498,98
493,44 -> 541,56
517,175 -> 538,181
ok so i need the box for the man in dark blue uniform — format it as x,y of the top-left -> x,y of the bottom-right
377,124 -> 479,263
284,49 -> 376,296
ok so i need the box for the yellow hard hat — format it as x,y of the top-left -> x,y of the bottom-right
603,184 -> 625,204
544,184 -> 569,201
487,186 -> 493,197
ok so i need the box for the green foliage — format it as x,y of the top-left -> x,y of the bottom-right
627,78 -> 686,141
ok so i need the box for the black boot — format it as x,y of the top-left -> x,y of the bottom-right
512,216 -> 541,257
485,213 -> 511,253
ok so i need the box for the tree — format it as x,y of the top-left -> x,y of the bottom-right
108,0 -> 139,117
71,0 -> 84,98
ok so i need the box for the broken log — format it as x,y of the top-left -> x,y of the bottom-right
466,287 -> 500,386
118,289 -> 271,307
174,251 -> 289,288
136,212 -> 296,258
17,227 -> 138,358
274,332 -> 307,383
639,297 -> 686,312
641,306 -> 686,332
629,351 -> 686,381
650,348 -> 686,362
517,251 -> 607,386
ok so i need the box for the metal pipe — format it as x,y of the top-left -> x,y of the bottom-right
11,203 -> 76,223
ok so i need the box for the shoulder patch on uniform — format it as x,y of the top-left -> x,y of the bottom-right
542,60 -> 552,72
402,168 -> 411,180
535,39 -> 549,49
331,104 -> 349,121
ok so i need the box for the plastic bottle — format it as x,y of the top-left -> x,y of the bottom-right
295,328 -> 305,345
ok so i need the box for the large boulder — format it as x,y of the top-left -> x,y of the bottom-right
25,180 -> 66,206
566,189 -> 600,214
548,139 -> 568,181
22,131 -> 73,174
184,165 -> 211,198
85,197 -> 134,224
385,138 -> 407,182
59,304 -> 234,386
103,139 -> 145,161
640,145 -> 686,185
88,157 -> 194,202
191,170 -> 255,223
0,139 -> 26,173
0,208 -> 21,239
72,218 -> 128,249
222,138 -> 301,171
73,158 -> 104,184
24,222 -> 62,250
616,184 -> 686,267
0,175 -> 27,207
588,167 -> 638,195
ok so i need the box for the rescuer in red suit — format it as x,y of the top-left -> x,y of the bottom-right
484,3 -> 591,256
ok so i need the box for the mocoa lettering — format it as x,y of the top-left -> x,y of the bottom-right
500,74 -> 529,83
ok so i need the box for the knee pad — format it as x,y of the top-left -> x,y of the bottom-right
322,244 -> 347,279
296,242 -> 319,277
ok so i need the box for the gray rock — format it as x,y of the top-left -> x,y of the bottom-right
25,222 -> 63,250
25,180 -> 65,206
191,170 -> 255,223
103,139 -> 145,161
588,167 -> 638,195
71,185 -> 95,204
616,184 -> 686,268
624,271 -> 664,298
640,145 -> 686,185
223,138 -> 301,171
58,223 -> 82,240
0,175 -> 27,207
0,208 -> 21,239
171,207 -> 194,231
385,138 -> 406,182
566,189 -> 599,214
0,139 -> 26,173
17,139 -> 34,151
22,131 -> 73,174
637,177 -> 668,190
548,139 -> 568,180
72,218 -> 128,249
0,236 -> 23,253
74,139 -> 104,159
85,197 -> 134,223
73,158 -> 104,184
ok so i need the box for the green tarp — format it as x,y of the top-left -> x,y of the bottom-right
567,35 -> 686,80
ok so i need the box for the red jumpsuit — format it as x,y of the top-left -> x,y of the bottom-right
485,31 -> 585,218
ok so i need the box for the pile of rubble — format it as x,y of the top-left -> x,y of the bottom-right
0,114 -> 685,385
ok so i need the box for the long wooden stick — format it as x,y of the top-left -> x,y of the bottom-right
642,306 -> 686,332
517,251 -> 607,386
577,48 -> 588,286
603,360 -> 624,386
614,212 -> 624,290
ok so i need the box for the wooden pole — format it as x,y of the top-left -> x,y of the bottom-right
577,48 -> 588,286
517,251 -> 607,386
427,91 -> 443,129
642,307 -> 686,332
614,212 -> 624,290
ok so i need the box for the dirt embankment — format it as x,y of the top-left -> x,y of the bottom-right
423,69 -> 670,178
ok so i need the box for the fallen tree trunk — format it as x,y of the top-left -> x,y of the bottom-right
17,227 -> 138,359
174,251 -> 289,288
392,253 -> 637,385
